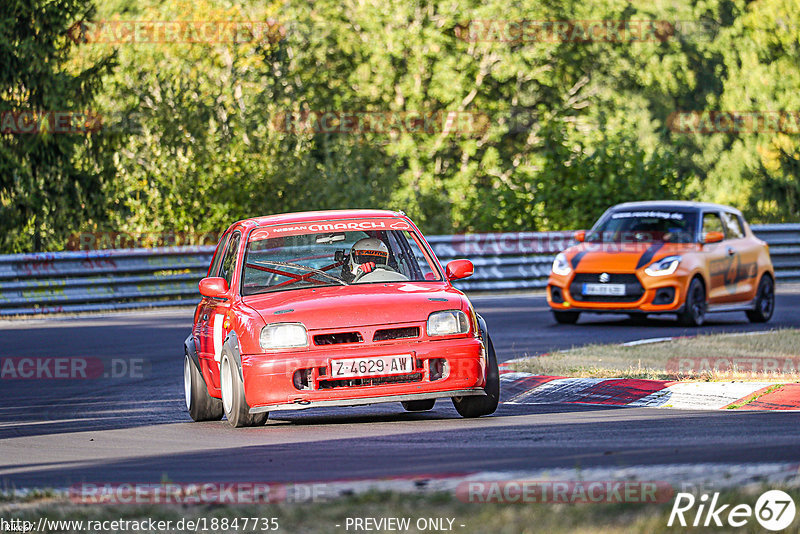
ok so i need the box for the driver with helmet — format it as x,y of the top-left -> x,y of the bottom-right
342,237 -> 389,282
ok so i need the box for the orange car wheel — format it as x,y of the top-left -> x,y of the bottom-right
553,311 -> 580,324
678,278 -> 707,326
747,275 -> 775,323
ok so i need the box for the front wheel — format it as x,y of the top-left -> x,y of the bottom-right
678,278 -> 706,326
452,336 -> 500,418
553,311 -> 580,324
220,353 -> 268,428
184,354 -> 223,422
746,275 -> 775,323
401,399 -> 435,412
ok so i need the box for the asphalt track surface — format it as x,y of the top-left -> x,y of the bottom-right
1,292 -> 799,489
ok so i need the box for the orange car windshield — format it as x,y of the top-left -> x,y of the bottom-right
587,210 -> 698,243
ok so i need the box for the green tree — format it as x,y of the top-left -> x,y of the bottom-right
706,0 -> 800,222
0,0 -> 117,252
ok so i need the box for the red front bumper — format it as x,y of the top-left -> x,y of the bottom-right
241,336 -> 486,412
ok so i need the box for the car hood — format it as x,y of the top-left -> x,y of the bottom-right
566,241 -> 699,273
243,282 -> 467,330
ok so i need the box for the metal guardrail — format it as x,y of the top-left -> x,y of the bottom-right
0,226 -> 797,315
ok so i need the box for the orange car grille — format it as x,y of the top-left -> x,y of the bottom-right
569,273 -> 645,303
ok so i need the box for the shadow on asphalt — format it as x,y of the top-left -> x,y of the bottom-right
3,406 -> 798,489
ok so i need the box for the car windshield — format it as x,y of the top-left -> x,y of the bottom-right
587,209 -> 698,243
241,228 -> 442,295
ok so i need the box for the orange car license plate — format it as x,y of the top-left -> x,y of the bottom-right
331,354 -> 415,378
582,283 -> 626,296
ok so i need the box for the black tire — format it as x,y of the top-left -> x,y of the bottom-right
746,274 -> 775,323
401,399 -> 436,412
678,277 -> 707,326
452,336 -> 500,418
220,352 -> 268,428
553,311 -> 580,324
184,354 -> 223,422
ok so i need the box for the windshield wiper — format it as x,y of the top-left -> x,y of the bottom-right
249,260 -> 348,286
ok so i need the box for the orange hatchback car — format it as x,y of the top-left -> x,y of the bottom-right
547,201 -> 775,326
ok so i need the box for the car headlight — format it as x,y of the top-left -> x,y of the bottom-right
427,310 -> 470,337
644,256 -> 682,276
260,323 -> 308,349
552,252 -> 572,276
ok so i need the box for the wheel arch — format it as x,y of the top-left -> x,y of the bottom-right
184,334 -> 201,371
223,331 -> 244,381
688,271 -> 707,296
759,269 -> 775,284
476,313 -> 490,342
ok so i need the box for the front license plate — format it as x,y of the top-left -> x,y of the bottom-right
331,355 -> 415,379
582,283 -> 626,296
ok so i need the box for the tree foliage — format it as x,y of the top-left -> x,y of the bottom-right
0,0 -> 117,252
1,0 -> 797,251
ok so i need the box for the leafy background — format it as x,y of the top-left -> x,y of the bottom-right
1,0 -> 798,252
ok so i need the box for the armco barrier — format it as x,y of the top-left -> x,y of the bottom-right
0,226 -> 797,316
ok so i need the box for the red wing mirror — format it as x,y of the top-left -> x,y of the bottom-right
446,259 -> 474,281
574,230 -> 586,243
199,277 -> 229,298
703,231 -> 724,244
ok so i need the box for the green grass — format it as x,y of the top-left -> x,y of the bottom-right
725,384 -> 784,409
510,329 -> 800,381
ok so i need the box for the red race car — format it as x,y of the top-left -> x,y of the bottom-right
183,210 -> 499,427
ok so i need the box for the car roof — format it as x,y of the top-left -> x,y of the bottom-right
609,200 -> 743,215
234,209 -> 406,228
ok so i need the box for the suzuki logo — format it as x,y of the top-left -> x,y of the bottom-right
599,273 -> 610,283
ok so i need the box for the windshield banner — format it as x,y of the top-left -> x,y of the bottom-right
249,218 -> 413,240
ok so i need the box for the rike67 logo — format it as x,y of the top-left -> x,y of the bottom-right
668,490 -> 796,531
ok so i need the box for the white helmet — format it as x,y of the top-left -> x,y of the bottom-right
349,237 -> 388,274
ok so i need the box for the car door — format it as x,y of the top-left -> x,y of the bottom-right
721,211 -> 759,301
197,231 -> 241,382
701,211 -> 733,304
194,231 -> 230,360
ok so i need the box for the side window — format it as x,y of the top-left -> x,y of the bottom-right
219,232 -> 241,288
208,232 -> 230,276
721,212 -> 745,239
389,230 -> 440,281
702,212 -> 724,236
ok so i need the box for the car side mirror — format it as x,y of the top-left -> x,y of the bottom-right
446,259 -> 474,281
199,277 -> 229,298
574,230 -> 586,243
702,231 -> 724,244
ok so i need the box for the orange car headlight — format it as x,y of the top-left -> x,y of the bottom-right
644,255 -> 682,276
552,252 -> 572,276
